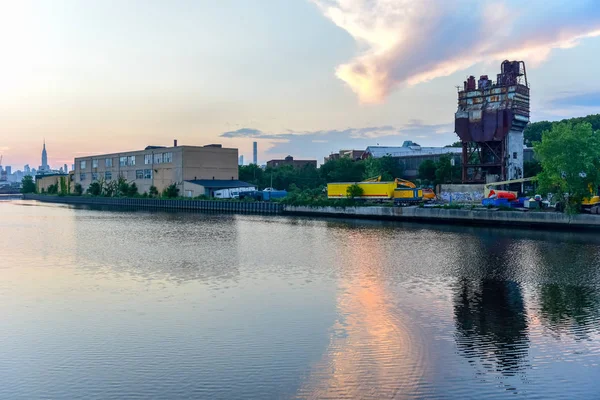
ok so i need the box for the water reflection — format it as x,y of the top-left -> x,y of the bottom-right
453,278 -> 529,376
538,284 -> 600,339
72,209 -> 241,283
297,228 -> 425,399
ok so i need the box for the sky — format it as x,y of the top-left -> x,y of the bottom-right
2,0 -> 600,170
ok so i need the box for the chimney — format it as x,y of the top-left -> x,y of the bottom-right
174,139 -> 178,147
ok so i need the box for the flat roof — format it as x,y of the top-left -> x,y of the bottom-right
74,144 -> 236,160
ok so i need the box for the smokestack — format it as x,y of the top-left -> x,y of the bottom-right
253,141 -> 258,165
174,139 -> 178,147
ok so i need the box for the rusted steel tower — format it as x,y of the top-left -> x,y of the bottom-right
454,61 -> 530,183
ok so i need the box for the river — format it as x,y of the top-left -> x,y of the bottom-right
1,200 -> 599,399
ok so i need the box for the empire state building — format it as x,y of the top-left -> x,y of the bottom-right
40,140 -> 48,172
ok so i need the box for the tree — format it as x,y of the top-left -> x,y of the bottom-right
59,177 -> 68,196
445,141 -> 463,148
127,182 -> 138,197
418,160 -> 437,182
534,122 -> 600,212
435,155 -> 454,184
346,184 -> 364,199
74,183 -> 83,196
523,160 -> 542,178
47,183 -> 58,194
87,181 -> 102,196
117,176 -> 130,197
149,185 -> 159,197
320,157 -> 365,183
21,176 -> 36,194
163,183 -> 179,198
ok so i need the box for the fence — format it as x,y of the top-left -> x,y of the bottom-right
22,195 -> 282,214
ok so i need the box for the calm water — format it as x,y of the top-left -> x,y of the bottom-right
1,200 -> 600,399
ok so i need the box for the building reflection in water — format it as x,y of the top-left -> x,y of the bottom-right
453,278 -> 529,376
452,234 -> 530,379
297,227 -> 425,399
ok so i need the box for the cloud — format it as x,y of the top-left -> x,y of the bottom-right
221,128 -> 264,138
220,121 -> 456,161
311,0 -> 600,103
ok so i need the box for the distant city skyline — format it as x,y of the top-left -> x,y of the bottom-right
2,1 -> 600,167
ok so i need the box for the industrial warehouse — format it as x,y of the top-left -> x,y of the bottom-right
74,141 -> 245,196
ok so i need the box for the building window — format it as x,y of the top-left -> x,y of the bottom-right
119,156 -> 127,166
105,158 -> 113,167
128,155 -> 136,166
144,169 -> 152,179
144,154 -> 152,164
92,159 -> 98,168
513,152 -> 517,159
80,173 -> 86,181
80,160 -> 86,169
136,170 -> 143,179
153,153 -> 163,164
163,152 -> 172,163
92,172 -> 98,181
105,171 -> 112,180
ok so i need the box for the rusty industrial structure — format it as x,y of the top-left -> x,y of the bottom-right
454,60 -> 530,183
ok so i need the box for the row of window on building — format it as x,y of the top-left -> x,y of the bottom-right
80,169 -> 153,181
80,152 -> 173,170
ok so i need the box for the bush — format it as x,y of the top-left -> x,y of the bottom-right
21,176 -> 36,194
87,181 -> 102,196
162,184 -> 179,198
127,182 -> 138,197
346,184 -> 364,199
149,186 -> 159,197
47,183 -> 58,194
74,183 -> 83,196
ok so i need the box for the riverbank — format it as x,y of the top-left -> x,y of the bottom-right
284,205 -> 600,230
21,194 -> 600,230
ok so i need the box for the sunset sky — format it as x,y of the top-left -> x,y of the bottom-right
2,0 -> 600,170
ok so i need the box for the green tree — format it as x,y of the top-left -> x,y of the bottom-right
445,141 -> 463,148
149,185 -> 159,197
363,156 -> 404,181
346,184 -> 364,199
162,183 -> 179,198
418,160 -> 437,182
21,176 -> 36,194
117,176 -> 130,197
523,160 -> 542,178
127,182 -> 138,197
59,177 -> 68,196
534,122 -> 600,212
524,121 -> 553,147
435,155 -> 454,184
74,183 -> 83,196
87,181 -> 102,196
47,183 -> 58,194
239,164 -> 264,186
320,157 -> 365,183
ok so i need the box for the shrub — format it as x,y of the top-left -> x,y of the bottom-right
162,183 -> 179,198
74,183 -> 83,196
149,186 -> 159,197
21,176 -> 36,194
346,184 -> 364,199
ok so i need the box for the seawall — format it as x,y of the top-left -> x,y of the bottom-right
22,194 -> 283,214
283,205 -> 600,230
